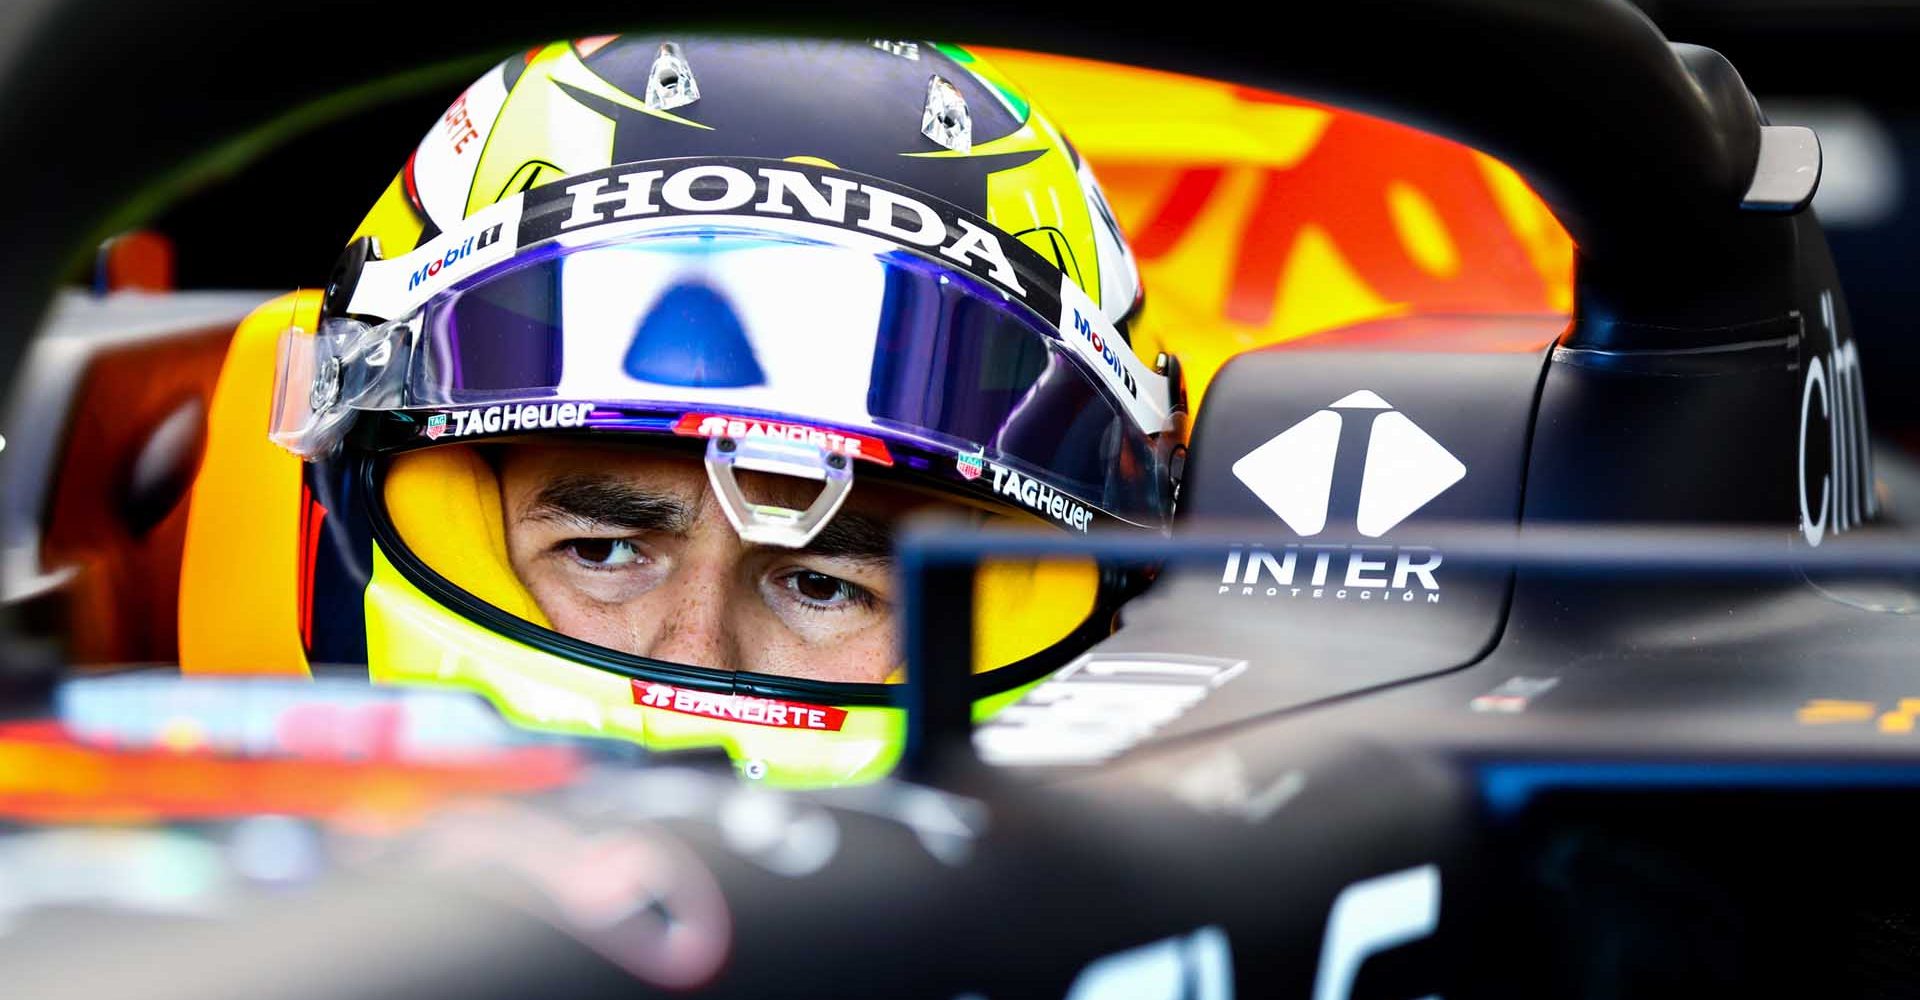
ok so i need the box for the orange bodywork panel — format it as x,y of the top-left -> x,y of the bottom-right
0,720 -> 578,824
177,291 -> 316,676
40,320 -> 232,666
975,49 -> 1576,405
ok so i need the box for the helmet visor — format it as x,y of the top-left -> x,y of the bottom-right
294,223 -> 1168,526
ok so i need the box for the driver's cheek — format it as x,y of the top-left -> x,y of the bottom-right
529,571 -> 684,665
733,607 -> 900,684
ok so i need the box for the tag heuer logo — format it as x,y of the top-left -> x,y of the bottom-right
423,413 -> 448,440
1231,390 -> 1465,537
956,453 -> 985,481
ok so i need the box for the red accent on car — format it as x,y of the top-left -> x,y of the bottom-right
1131,167 -> 1225,260
401,149 -> 424,215
574,35 -> 618,59
297,487 -> 328,648
296,482 -> 311,646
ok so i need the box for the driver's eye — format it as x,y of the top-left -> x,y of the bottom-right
793,570 -> 844,602
778,569 -> 877,611
566,538 -> 640,568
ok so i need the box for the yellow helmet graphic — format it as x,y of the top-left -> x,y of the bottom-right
355,38 -> 1140,325
183,37 -> 1182,787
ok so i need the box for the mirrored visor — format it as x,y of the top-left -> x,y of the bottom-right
351,225 -> 1164,522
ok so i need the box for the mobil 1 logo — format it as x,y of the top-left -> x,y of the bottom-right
1225,390 -> 1464,604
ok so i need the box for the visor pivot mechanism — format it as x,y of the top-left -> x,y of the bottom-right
269,317 -> 415,460
704,432 -> 855,549
309,356 -> 342,414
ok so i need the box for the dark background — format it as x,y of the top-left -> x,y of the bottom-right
1640,0 -> 1920,442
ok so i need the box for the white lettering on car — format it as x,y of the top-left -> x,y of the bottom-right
1219,545 -> 1443,604
1799,290 -> 1874,546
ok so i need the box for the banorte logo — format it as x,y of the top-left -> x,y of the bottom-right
1224,390 -> 1464,604
671,413 -> 894,466
631,681 -> 847,732
440,92 -> 481,155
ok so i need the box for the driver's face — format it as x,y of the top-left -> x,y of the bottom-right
498,442 -> 969,683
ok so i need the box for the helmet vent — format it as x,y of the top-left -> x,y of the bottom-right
645,42 -> 701,111
921,75 -> 972,154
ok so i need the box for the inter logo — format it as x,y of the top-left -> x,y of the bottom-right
1231,390 -> 1465,538
1222,391 -> 1464,605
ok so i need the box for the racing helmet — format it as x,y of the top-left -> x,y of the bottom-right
207,37 -> 1183,786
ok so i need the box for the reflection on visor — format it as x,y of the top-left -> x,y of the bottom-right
407,228 -> 1162,522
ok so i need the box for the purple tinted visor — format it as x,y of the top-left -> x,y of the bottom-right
401,226 -> 1167,523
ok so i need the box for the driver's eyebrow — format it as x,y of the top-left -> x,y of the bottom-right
803,511 -> 894,562
522,475 -> 694,533
523,472 -> 896,558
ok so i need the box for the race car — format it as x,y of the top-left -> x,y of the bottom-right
3,1 -> 1919,997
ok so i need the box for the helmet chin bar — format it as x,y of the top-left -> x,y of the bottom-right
704,432 -> 854,548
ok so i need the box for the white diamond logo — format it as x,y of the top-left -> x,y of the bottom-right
1328,389 -> 1391,409
1231,409 -> 1341,535
1232,391 -> 1466,537
1357,411 -> 1466,536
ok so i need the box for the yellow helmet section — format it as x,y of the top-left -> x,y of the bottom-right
379,446 -> 1102,681
381,447 -> 550,628
366,442 -> 1094,785
364,527 -> 1067,788
930,45 -> 1131,315
373,448 -> 1088,788
348,38 -> 1140,326
973,553 -> 1099,675
347,172 -> 423,259
455,41 -> 618,217
363,542 -> 910,787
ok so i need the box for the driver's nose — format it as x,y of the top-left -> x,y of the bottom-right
645,556 -> 743,672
